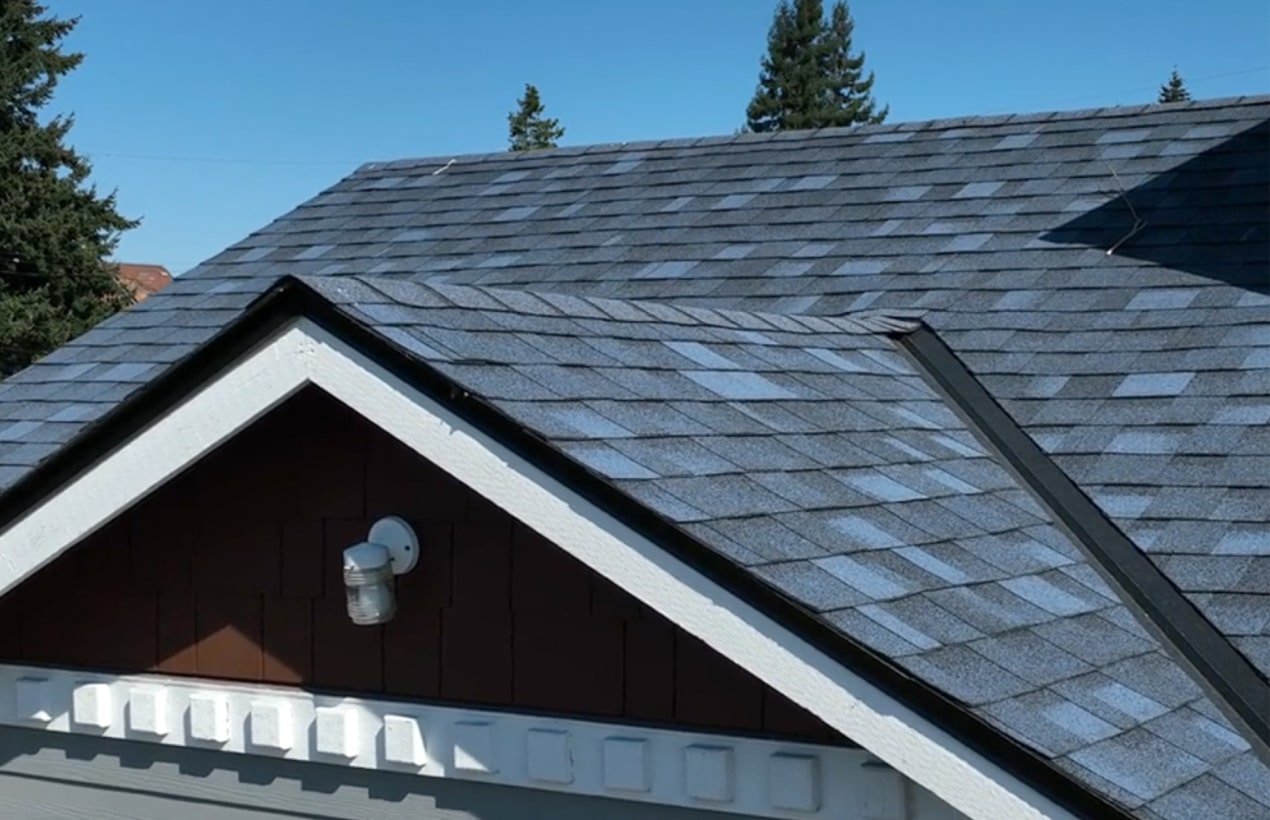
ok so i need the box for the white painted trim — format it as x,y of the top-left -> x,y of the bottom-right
0,317 -> 1070,820
0,323 -> 313,592
0,664 -> 885,819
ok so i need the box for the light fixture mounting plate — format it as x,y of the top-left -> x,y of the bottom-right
367,516 -> 419,575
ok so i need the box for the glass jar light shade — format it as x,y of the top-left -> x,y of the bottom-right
343,542 -> 397,625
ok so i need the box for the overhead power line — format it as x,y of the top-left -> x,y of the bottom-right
1037,65 -> 1270,110
85,151 -> 363,167
74,63 -> 1270,168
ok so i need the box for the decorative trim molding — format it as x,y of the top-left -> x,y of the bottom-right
0,318 -> 1052,820
0,664 -> 899,819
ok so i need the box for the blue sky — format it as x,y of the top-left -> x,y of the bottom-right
43,0 -> 1270,274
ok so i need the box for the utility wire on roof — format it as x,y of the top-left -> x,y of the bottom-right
77,66 -> 1269,168
1103,162 -> 1148,255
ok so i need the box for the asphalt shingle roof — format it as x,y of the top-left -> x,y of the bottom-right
299,274 -> 1263,818
185,94 -> 1270,682
0,96 -> 1266,819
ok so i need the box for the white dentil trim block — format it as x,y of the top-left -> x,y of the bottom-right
452,720 -> 497,774
526,728 -> 573,784
315,706 -> 358,759
188,692 -> 230,744
603,737 -> 651,793
15,676 -> 51,723
862,761 -> 910,820
0,664 -> 939,819
383,714 -> 427,768
250,699 -> 293,752
770,753 -> 821,813
71,682 -> 113,729
685,744 -> 735,803
128,686 -> 168,736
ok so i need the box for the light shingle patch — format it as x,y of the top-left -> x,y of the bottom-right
829,514 -> 903,549
954,181 -> 1005,199
0,421 -> 42,442
813,555 -> 909,599
943,233 -> 993,253
562,443 -> 659,480
1214,529 -> 1270,556
1092,682 -> 1170,723
494,205 -> 540,221
884,185 -> 931,202
1002,574 -> 1100,617
833,259 -> 890,276
839,471 -> 924,503
663,341 -> 738,370
1113,372 -> 1195,398
712,244 -> 755,260
857,603 -> 940,650
1107,430 -> 1180,454
790,174 -> 838,190
715,193 -> 757,209
1240,348 -> 1270,370
1125,289 -> 1199,311
1096,129 -> 1153,145
683,370 -> 794,400
894,546 -> 970,584
805,347 -> 868,372
1044,699 -> 1121,744
994,133 -> 1038,149
551,407 -> 634,439
1091,491 -> 1155,519
292,244 -> 333,261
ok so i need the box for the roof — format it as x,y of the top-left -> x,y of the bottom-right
303,274 -> 1266,817
116,263 -> 173,300
0,95 -> 1266,818
191,93 -> 1270,683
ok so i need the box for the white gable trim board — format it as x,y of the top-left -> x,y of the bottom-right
0,664 -> 916,819
0,318 -> 1071,820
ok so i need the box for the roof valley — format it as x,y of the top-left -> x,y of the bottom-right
897,325 -> 1270,763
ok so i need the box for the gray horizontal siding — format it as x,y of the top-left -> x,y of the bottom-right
0,727 -> 745,820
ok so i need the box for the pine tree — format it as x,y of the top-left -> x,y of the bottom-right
507,84 -> 565,152
0,1 -> 136,378
746,0 -> 886,132
821,1 -> 886,126
1158,68 -> 1191,103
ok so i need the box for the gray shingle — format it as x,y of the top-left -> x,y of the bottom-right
984,690 -> 1119,757
968,630 -> 1094,686
898,644 -> 1034,704
1149,772 -> 1270,820
1067,729 -> 1210,803
1143,707 -> 1250,765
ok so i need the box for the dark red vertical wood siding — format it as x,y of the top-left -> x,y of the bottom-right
0,387 -> 843,745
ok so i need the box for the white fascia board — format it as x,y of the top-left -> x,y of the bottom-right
0,318 -> 1078,820
0,323 -> 314,594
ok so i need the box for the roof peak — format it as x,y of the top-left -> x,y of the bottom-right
357,94 -> 1270,175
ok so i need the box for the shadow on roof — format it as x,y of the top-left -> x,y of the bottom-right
1043,119 -> 1269,293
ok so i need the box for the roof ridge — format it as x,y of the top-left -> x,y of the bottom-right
355,94 -> 1270,176
347,274 -> 925,337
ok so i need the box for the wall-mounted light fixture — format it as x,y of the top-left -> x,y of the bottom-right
343,516 -> 419,626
